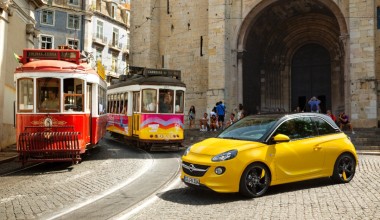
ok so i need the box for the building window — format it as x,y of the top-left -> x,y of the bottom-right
96,47 -> 103,61
96,20 -> 103,39
67,14 -> 80,29
41,10 -> 54,25
112,28 -> 119,46
122,11 -> 129,25
67,39 -> 79,49
127,33 -> 130,49
378,7 -> 380,29
111,53 -> 118,72
40,35 -> 53,49
68,0 -> 79,5
112,5 -> 116,18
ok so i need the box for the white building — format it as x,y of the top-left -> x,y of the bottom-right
84,0 -> 130,83
0,0 -> 44,150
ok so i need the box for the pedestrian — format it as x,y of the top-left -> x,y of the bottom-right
209,110 -> 218,131
188,105 -> 196,128
308,96 -> 321,113
216,101 -> 226,129
326,110 -> 336,123
237,103 -> 245,120
199,112 -> 209,131
226,113 -> 236,127
338,112 -> 355,134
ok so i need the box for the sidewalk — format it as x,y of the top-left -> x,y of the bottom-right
1,130 -> 379,164
0,144 -> 17,164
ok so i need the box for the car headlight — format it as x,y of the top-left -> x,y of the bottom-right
183,146 -> 192,156
212,150 -> 238,162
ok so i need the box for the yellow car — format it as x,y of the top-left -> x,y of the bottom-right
181,113 -> 358,198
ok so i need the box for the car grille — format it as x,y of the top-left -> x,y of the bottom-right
182,161 -> 210,177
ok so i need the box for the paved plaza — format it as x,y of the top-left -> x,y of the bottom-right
0,131 -> 379,219
131,154 -> 380,220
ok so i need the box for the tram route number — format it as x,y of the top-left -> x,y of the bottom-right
184,175 -> 200,186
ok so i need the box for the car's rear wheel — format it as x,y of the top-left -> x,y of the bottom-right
239,163 -> 271,198
331,153 -> 356,183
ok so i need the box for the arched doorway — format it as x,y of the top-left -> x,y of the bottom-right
237,0 -> 347,115
291,44 -> 331,113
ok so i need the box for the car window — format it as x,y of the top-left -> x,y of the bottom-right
312,117 -> 337,135
273,117 -> 316,140
218,117 -> 277,141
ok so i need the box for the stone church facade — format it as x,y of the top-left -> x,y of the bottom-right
130,0 -> 380,128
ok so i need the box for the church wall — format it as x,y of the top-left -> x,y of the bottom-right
130,0 -> 380,128
348,0 -> 377,127
376,0 -> 380,127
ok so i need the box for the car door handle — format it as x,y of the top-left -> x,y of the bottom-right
314,146 -> 322,151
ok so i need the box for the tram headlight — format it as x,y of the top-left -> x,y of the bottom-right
183,145 -> 192,156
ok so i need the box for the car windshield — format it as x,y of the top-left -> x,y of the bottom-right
218,116 -> 278,141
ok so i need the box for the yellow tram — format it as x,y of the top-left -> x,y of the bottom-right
106,67 -> 186,150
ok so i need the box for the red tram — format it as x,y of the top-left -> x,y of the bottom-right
14,48 -> 107,165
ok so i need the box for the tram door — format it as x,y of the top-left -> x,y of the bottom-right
132,91 -> 140,136
86,84 -> 92,142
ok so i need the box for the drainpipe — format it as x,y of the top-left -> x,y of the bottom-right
80,0 -> 85,51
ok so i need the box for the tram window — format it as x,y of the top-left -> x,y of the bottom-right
86,84 -> 91,112
113,93 -> 118,113
63,78 -> 84,112
175,90 -> 184,113
133,92 -> 140,112
142,89 -> 157,113
159,89 -> 173,113
121,92 -> 128,114
37,78 -> 60,112
18,78 -> 34,112
117,93 -> 122,113
111,94 -> 114,113
107,94 -> 112,113
98,87 -> 106,115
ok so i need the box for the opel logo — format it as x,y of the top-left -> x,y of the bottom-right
189,164 -> 195,172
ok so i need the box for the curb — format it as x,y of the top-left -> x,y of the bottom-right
0,155 -> 18,165
356,151 -> 380,156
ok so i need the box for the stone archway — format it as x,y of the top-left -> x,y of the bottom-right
237,0 -> 348,115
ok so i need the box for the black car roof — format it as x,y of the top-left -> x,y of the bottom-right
246,112 -> 339,129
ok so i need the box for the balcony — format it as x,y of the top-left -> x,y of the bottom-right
93,36 -> 107,47
108,42 -> 122,52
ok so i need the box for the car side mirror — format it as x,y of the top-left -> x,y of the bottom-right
273,134 -> 290,143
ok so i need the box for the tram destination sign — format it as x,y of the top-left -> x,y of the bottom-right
27,51 -> 58,59
27,51 -> 77,59
22,49 -> 80,64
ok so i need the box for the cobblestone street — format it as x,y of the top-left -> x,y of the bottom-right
0,130 -> 379,219
131,154 -> 380,219
0,137 -> 149,220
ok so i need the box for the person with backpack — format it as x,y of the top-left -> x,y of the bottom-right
216,101 -> 226,129
308,96 -> 321,113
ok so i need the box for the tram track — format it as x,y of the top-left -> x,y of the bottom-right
48,151 -> 179,219
43,139 -> 183,220
0,162 -> 45,177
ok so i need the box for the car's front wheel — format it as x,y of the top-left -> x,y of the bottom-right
331,153 -> 356,183
239,163 -> 271,198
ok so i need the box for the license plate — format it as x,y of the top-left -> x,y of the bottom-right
184,175 -> 200,186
